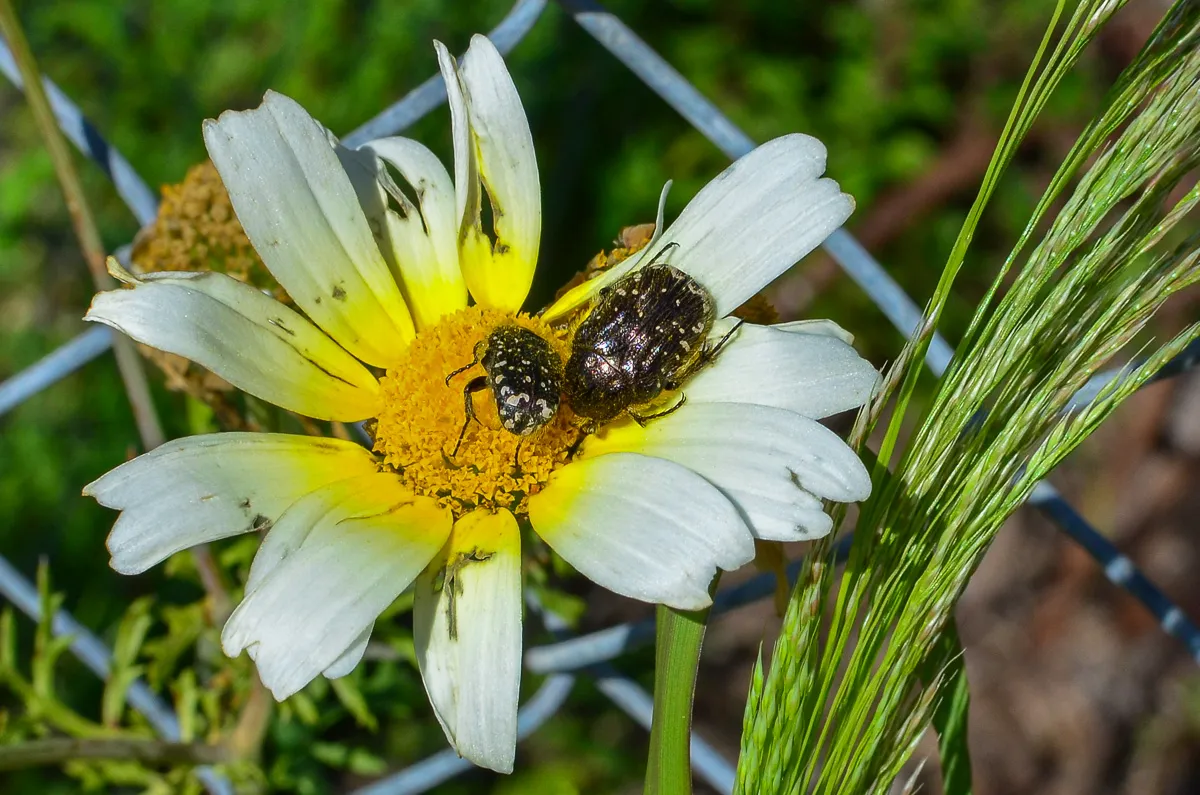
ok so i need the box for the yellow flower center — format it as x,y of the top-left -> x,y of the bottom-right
373,306 -> 580,517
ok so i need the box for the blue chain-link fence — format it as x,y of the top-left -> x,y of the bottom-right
2,2 -> 1199,793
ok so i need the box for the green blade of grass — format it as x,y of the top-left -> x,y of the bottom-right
925,624 -> 973,795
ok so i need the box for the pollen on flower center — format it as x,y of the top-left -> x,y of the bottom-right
373,306 -> 580,516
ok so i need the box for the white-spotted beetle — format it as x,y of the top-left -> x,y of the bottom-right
563,246 -> 741,425
445,324 -> 563,456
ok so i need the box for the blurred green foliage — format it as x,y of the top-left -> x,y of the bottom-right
0,0 -> 1123,791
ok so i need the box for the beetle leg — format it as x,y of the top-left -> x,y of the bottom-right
444,339 -> 489,386
449,375 -> 488,457
512,437 -> 524,475
628,392 -> 687,426
565,420 -> 594,457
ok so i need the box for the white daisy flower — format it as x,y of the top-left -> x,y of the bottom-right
82,34 -> 877,774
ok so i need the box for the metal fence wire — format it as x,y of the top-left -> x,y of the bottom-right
2,1 -> 1199,793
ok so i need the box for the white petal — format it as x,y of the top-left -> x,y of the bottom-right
323,624 -> 373,680
222,473 -> 451,700
414,509 -> 521,773
528,453 -> 753,610
86,270 -> 380,421
84,433 -> 381,575
583,404 -> 871,542
360,137 -> 466,328
437,36 -> 540,311
543,134 -> 852,322
203,91 -> 414,366
686,321 -> 879,419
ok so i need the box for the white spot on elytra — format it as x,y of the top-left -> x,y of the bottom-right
1105,555 -> 1134,583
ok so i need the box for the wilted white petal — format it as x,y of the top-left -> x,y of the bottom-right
222,473 -> 451,700
203,90 -> 414,366
437,36 -> 540,311
686,321 -> 878,419
583,403 -> 871,542
86,269 -> 380,421
85,434 -> 381,575
414,509 -> 521,773
528,453 -> 753,610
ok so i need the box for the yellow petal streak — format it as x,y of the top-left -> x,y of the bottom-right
373,306 -> 580,516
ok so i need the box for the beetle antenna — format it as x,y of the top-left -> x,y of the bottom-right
704,318 -> 745,361
444,340 -> 488,386
665,320 -> 746,390
643,241 -> 680,268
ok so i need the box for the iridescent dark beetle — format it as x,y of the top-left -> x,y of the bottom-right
445,324 -> 563,456
563,251 -> 740,424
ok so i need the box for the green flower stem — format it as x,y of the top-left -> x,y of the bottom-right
645,580 -> 716,795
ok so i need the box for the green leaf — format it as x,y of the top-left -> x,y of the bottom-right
32,561 -> 66,700
310,741 -> 387,776
172,669 -> 199,743
286,691 -> 320,726
0,608 -> 16,673
103,596 -> 154,726
532,585 -> 588,628
330,677 -> 377,732
184,395 -> 216,435
141,602 -> 204,690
